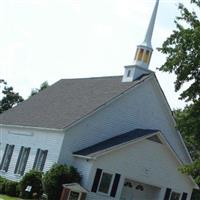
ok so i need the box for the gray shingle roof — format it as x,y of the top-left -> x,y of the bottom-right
0,74 -> 151,129
73,129 -> 159,156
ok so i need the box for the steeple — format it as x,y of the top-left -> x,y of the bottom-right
122,0 -> 159,82
142,0 -> 159,49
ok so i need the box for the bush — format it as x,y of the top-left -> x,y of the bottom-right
191,189 -> 200,200
43,164 -> 81,200
4,180 -> 19,197
0,176 -> 7,194
19,170 -> 43,199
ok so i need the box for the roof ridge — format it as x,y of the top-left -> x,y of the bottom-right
59,75 -> 123,81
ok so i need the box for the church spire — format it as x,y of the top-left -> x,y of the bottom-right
142,0 -> 159,49
122,0 -> 160,82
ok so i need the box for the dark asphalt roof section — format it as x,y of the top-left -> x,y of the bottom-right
0,74 -> 151,129
73,129 -> 159,156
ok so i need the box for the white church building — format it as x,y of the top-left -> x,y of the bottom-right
0,0 -> 198,199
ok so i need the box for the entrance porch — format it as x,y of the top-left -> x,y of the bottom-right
120,179 -> 161,200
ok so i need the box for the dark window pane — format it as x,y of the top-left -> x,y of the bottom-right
68,191 -> 80,200
170,192 -> 181,200
0,144 -> 14,171
127,70 -> 131,77
98,172 -> 112,194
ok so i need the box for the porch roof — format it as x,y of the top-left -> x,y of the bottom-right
73,129 -> 158,156
62,183 -> 88,193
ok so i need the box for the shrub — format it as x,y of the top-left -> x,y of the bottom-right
4,180 -> 19,197
43,164 -> 81,200
19,170 -> 43,199
0,176 -> 7,194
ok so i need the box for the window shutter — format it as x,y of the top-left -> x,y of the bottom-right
33,149 -> 40,169
164,188 -> 172,200
0,144 -> 8,170
40,150 -> 48,171
80,192 -> 87,200
20,147 -> 30,175
110,173 -> 121,197
14,146 -> 24,174
181,192 -> 188,200
91,168 -> 102,193
4,145 -> 14,172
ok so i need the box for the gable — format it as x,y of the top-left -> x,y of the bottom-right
59,75 -> 191,168
89,135 -> 197,191
113,75 -> 191,165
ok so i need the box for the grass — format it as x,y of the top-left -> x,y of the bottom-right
0,195 -> 21,200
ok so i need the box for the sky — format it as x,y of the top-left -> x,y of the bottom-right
0,0 -> 193,109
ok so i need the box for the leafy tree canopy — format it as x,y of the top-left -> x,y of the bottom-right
30,81 -> 49,96
158,0 -> 200,102
0,80 -> 24,114
43,164 -> 81,200
158,0 -> 200,146
158,0 -> 200,197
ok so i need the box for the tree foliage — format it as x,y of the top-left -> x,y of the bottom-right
158,0 -> 200,197
43,164 -> 81,200
0,80 -> 24,114
158,1 -> 200,102
30,81 -> 49,96
19,170 -> 43,199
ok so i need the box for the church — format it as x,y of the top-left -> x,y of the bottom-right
0,0 -> 198,199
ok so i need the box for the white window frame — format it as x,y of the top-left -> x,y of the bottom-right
97,171 -> 114,196
0,144 -> 14,172
33,149 -> 48,171
67,190 -> 81,200
170,191 -> 181,200
15,146 -> 30,175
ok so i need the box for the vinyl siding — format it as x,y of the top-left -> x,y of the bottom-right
59,77 -> 190,166
84,139 -> 193,200
0,126 -> 64,181
73,159 -> 93,188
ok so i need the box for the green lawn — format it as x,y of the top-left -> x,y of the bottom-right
0,195 -> 21,200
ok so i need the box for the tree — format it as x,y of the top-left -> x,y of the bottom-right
158,0 -> 200,198
43,164 -> 81,200
0,80 -> 24,114
158,1 -> 200,102
30,81 -> 49,96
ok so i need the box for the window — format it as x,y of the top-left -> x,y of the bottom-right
170,192 -> 181,200
143,50 -> 150,63
68,191 -> 80,200
127,70 -> 131,77
0,144 -> 14,172
98,172 -> 113,194
15,146 -> 30,175
137,49 -> 144,61
33,149 -> 48,171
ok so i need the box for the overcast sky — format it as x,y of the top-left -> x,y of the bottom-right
0,0 -> 192,109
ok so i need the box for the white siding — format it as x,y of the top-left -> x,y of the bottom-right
59,77 -> 189,166
73,159 -> 93,188
85,139 -> 193,200
0,126 -> 64,181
